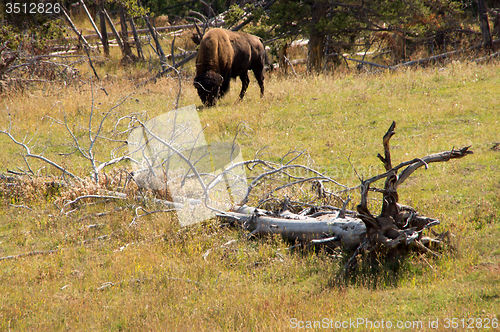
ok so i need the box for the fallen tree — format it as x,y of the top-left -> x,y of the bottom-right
1,93 -> 472,276
220,121 -> 472,276
223,205 -> 365,248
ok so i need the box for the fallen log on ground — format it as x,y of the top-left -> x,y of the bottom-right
220,121 -> 472,276
222,205 -> 366,249
0,111 -> 472,277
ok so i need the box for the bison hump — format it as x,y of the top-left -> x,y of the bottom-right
196,29 -> 234,74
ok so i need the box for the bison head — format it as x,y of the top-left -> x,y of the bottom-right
194,71 -> 223,107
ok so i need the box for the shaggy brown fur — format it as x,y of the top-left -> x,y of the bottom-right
193,28 -> 266,106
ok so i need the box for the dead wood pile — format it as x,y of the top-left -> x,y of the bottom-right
221,121 -> 472,276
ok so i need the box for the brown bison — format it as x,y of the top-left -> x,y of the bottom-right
193,28 -> 266,106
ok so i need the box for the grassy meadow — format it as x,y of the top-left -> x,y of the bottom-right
0,49 -> 499,331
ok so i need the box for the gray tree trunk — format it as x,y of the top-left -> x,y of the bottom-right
99,0 -> 109,57
477,0 -> 493,49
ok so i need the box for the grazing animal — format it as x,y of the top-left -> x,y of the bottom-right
193,28 -> 266,106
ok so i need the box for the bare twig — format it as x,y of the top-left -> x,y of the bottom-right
0,235 -> 109,261
240,162 -> 350,206
0,249 -> 60,261
283,55 -> 298,77
9,204 -> 33,211
0,116 -> 82,181
61,194 -> 127,215
129,206 -> 178,227
396,146 -> 473,186
58,86 -> 135,183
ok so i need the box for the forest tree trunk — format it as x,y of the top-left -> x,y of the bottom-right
477,0 -> 493,50
308,0 -> 327,72
99,0 -> 109,57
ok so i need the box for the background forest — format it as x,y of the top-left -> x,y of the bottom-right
2,0 -> 500,73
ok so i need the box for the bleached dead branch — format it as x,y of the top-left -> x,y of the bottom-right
0,114 -> 82,181
0,235 -> 109,261
218,121 -> 472,278
129,205 -> 179,227
61,194 -> 127,215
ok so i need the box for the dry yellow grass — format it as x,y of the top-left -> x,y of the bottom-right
0,55 -> 499,331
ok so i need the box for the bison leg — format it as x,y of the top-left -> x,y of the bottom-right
239,72 -> 250,100
252,66 -> 265,96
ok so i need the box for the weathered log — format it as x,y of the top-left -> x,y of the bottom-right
71,22 -> 225,41
98,0 -> 109,56
119,4 -> 134,59
340,123 -> 472,275
61,6 -> 94,51
222,203 -> 441,251
144,15 -> 167,70
223,205 -> 366,249
129,18 -> 144,60
217,122 -> 472,278
80,0 -> 101,41
103,10 -> 124,53
348,39 -> 500,70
